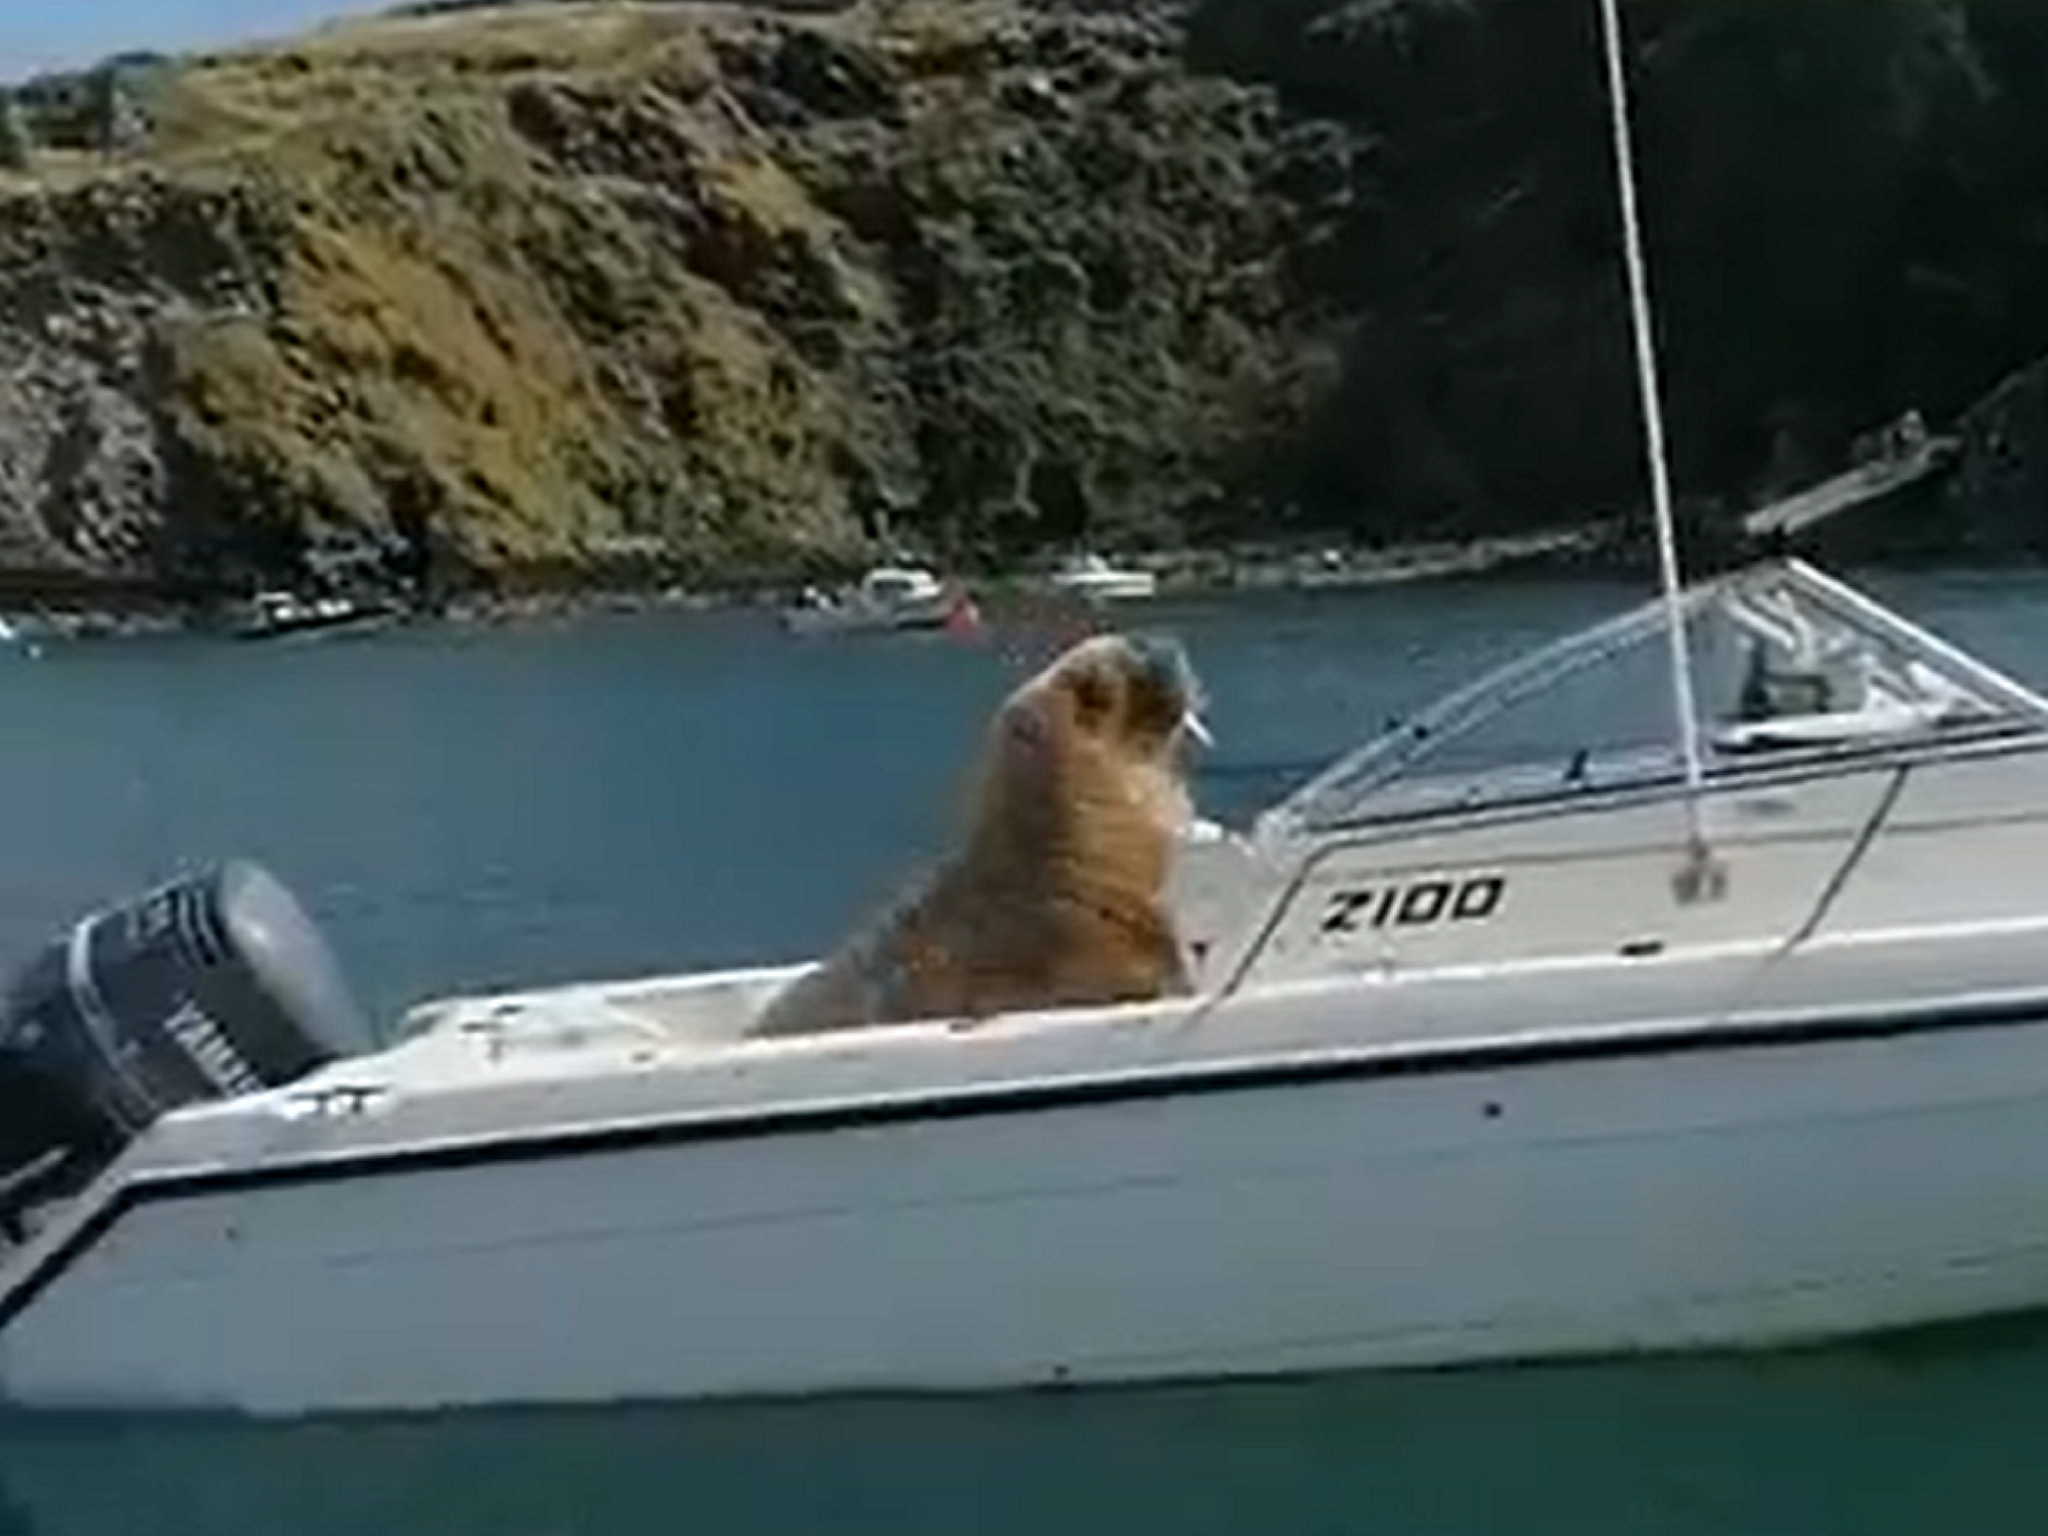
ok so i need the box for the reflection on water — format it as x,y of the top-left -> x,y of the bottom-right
7,1314 -> 2048,1535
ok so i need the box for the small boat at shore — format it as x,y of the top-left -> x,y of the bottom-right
779,565 -> 978,637
232,590 -> 396,642
1042,552 -> 1158,603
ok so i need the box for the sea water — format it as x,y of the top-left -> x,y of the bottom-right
0,567 -> 2042,1534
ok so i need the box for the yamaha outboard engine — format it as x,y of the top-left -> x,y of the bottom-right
0,862 -> 375,1239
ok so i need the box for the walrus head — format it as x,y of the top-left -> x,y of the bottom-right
1012,631 -> 1212,765
963,630 -> 1212,863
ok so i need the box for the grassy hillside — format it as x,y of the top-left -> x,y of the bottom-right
1,0 -> 2047,604
0,1 -> 1323,602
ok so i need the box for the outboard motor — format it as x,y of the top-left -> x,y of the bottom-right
0,862 -> 375,1240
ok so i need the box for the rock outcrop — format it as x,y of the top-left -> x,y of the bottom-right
0,0 -> 2046,604
1189,0 -> 2048,545
1950,358 -> 2048,556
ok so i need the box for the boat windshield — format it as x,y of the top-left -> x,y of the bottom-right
1259,559 -> 2048,837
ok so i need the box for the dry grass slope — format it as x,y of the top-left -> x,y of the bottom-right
0,0 -> 1327,599
4,0 -> 2047,600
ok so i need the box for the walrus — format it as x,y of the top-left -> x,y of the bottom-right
749,631 -> 1212,1039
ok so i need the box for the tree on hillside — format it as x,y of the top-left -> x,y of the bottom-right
87,68 -> 149,156
1639,0 -> 1994,475
0,93 -> 31,173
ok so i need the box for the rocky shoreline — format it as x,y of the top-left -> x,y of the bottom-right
0,505 -> 1969,644
0,528 -> 1581,640
0,393 -> 2010,643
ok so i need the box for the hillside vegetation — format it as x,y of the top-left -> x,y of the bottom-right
1,0 -> 2047,603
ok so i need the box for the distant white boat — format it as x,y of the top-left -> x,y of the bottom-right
780,566 -> 978,637
1043,552 -> 1158,603
232,590 -> 395,642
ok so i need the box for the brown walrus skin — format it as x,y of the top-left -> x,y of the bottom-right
749,632 -> 1209,1039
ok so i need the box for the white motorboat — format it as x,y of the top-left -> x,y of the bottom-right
4,555 -> 2048,1418
1042,552 -> 1159,603
0,0 -> 2036,1422
779,565 -> 978,636
232,590 -> 396,642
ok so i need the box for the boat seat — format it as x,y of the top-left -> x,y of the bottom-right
1712,701 -> 1953,755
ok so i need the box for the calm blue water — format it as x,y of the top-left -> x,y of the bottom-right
0,567 -> 2046,1534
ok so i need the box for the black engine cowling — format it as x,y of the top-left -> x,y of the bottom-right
0,862 -> 375,1234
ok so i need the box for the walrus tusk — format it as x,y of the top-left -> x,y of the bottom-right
1183,712 -> 1214,749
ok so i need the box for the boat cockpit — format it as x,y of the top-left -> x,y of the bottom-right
1253,559 -> 2048,844
1158,560 -> 2048,998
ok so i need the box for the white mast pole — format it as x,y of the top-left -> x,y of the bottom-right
1595,0 -> 1716,880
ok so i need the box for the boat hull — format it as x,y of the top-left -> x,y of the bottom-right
8,999 -> 2048,1417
